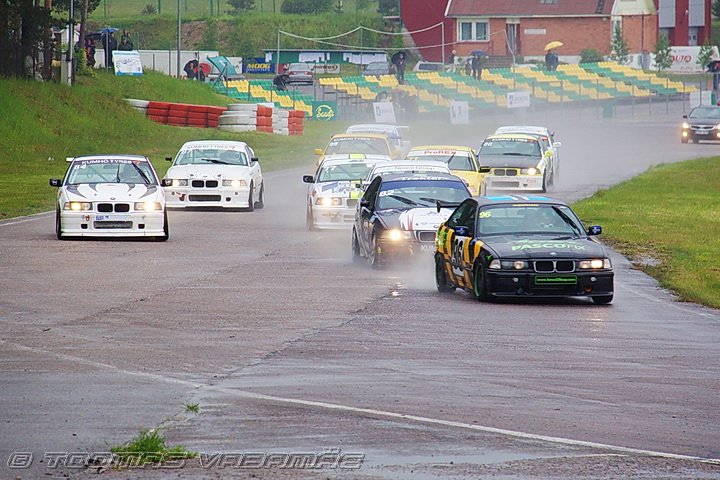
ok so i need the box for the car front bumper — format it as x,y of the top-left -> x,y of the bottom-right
165,186 -> 251,208
59,211 -> 166,237
485,174 -> 544,191
682,126 -> 720,141
485,270 -> 614,298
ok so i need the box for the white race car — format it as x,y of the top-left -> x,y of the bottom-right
164,140 -> 264,211
493,125 -> 562,180
365,160 -> 452,185
49,154 -> 170,240
303,155 -> 389,230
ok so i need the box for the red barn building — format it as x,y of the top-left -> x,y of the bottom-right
400,0 -> 711,62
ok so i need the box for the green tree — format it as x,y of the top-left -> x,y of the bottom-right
228,0 -> 256,13
281,0 -> 333,14
377,0 -> 399,16
653,32 -> 673,71
609,23 -> 630,65
713,0 -> 720,18
579,48 -> 603,63
697,39 -> 714,70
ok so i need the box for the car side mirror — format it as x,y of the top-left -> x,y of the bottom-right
302,175 -> 314,183
251,157 -> 259,163
588,225 -> 602,236
314,148 -> 323,155
165,156 -> 172,162
553,141 -> 562,148
49,178 -> 61,187
360,198 -> 370,208
161,179 -> 173,187
682,114 -> 688,119
478,166 -> 491,173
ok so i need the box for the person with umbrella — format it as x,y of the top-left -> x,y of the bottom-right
99,28 -> 118,69
470,51 -> 485,79
544,41 -> 563,71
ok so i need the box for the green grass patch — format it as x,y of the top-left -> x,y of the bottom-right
110,429 -> 196,465
573,158 -> 720,309
0,71 -> 342,219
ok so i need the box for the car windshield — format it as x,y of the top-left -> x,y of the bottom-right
174,148 -> 248,166
689,107 -> 720,119
478,139 -> 541,157
376,179 -> 469,210
317,163 -> 374,182
325,137 -> 390,156
65,159 -> 157,185
407,152 -> 475,171
477,204 -> 584,237
371,166 -> 448,179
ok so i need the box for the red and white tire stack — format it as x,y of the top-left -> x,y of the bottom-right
256,105 -> 274,133
218,103 -> 257,133
146,101 -> 171,125
289,110 -> 305,135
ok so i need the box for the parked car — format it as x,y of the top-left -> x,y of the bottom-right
285,63 -> 314,85
363,61 -> 394,77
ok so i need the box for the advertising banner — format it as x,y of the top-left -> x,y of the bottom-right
313,101 -> 337,121
112,50 -> 143,76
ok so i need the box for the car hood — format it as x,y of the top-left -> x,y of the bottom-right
314,180 -> 364,198
483,236 -> 608,259
686,117 -> 720,126
378,207 -> 455,231
476,154 -> 541,169
64,183 -> 160,201
166,164 -> 251,179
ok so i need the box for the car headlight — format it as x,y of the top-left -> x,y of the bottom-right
501,260 -> 528,270
169,179 -> 188,187
578,259 -> 611,269
315,197 -> 342,206
521,167 -> 539,175
134,201 -> 162,211
63,201 -> 92,211
222,179 -> 247,187
681,122 -> 689,129
385,228 -> 412,241
488,259 -> 501,269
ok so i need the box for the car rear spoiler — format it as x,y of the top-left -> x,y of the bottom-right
436,200 -> 463,213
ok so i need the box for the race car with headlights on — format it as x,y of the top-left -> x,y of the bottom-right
681,105 -> 720,143
164,140 -> 264,211
405,145 -> 489,196
435,195 -> 614,304
493,125 -> 561,180
314,133 -> 398,166
477,133 -> 555,193
352,173 -> 471,267
303,155 -> 389,230
49,154 -> 170,241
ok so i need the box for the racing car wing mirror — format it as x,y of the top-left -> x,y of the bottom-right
682,114 -> 688,119
161,179 -> 174,187
314,148 -> 324,155
587,225 -> 602,236
251,157 -> 259,163
359,198 -> 371,208
49,178 -> 62,187
165,156 -> 173,162
302,175 -> 315,183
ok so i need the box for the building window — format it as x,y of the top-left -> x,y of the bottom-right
458,20 -> 489,42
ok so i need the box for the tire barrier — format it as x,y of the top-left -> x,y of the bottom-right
130,99 -> 303,134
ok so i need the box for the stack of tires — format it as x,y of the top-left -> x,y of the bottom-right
289,110 -> 305,135
146,101 -> 171,125
256,105 -> 274,133
125,98 -> 149,116
167,103 -> 189,127
218,103 -> 257,133
207,106 -> 226,128
272,109 -> 290,136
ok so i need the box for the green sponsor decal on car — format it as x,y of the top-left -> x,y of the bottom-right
510,239 -> 586,251
535,276 -> 578,285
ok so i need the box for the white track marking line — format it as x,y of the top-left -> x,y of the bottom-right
3,339 -> 719,466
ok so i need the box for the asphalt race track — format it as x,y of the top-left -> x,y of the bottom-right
1,103 -> 719,479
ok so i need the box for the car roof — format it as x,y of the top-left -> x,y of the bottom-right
180,140 -> 249,150
70,154 -> 149,162
320,156 -> 389,167
379,172 -> 464,182
330,133 -> 391,140
347,124 -> 402,132
471,195 -> 567,207
408,145 -> 474,153
494,125 -> 551,136
483,133 -> 539,141
375,160 -> 449,168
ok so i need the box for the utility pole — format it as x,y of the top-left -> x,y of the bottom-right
177,0 -> 181,78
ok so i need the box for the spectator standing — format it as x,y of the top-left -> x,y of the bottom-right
471,54 -> 484,79
545,50 -> 552,71
101,31 -> 117,69
118,37 -> 133,51
464,58 -> 472,76
84,38 -> 96,67
184,59 -> 199,80
394,52 -> 406,85
550,50 -> 559,71
120,30 -> 133,49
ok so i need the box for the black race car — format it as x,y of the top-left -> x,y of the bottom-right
435,195 -> 614,304
352,173 -> 471,267
681,105 -> 720,143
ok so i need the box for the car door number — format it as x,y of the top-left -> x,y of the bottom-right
450,237 -> 466,276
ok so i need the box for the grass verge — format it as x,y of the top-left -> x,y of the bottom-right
0,70 -> 343,219
110,429 -> 196,465
573,157 -> 720,309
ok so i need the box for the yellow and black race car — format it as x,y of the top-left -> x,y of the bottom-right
435,195 -> 614,304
